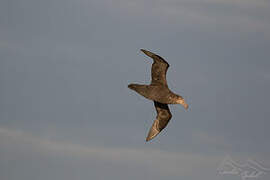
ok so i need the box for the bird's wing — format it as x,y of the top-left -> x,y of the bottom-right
141,49 -> 170,86
146,101 -> 172,141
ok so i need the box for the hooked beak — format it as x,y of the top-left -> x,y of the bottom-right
176,99 -> 189,110
140,49 -> 155,58
183,103 -> 189,110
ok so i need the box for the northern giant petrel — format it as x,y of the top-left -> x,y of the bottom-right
128,49 -> 189,141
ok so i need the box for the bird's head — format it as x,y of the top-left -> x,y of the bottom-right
175,96 -> 189,110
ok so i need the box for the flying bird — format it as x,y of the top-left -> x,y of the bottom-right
128,49 -> 189,142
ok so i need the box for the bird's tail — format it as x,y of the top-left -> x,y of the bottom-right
128,84 -> 148,94
128,84 -> 139,90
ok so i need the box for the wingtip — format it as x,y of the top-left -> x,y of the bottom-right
140,49 -> 155,58
145,124 -> 160,142
146,134 -> 151,142
146,133 -> 159,142
146,133 -> 155,142
140,49 -> 147,52
145,136 -> 153,142
140,49 -> 147,55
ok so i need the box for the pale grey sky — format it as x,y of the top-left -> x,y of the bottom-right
0,0 -> 270,180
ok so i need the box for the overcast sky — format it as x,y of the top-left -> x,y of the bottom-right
1,0 -> 270,180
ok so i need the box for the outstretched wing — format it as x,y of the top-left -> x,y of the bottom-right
141,49 -> 170,86
146,101 -> 172,141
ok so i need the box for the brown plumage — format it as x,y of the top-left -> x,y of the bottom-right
128,49 -> 189,142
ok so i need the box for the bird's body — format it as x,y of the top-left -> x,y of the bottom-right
128,84 -> 179,104
128,49 -> 189,141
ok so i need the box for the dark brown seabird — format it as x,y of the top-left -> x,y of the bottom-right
128,49 -> 189,142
